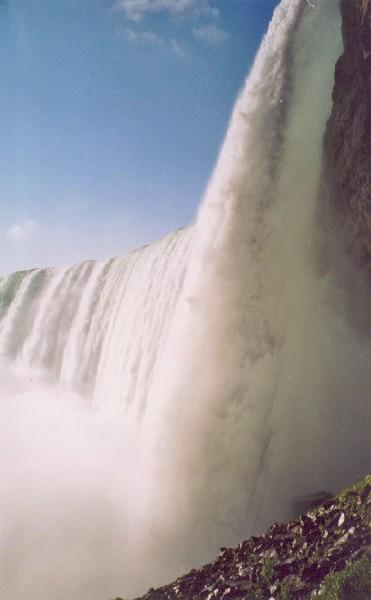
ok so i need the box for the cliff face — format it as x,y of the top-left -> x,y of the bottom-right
325,0 -> 371,270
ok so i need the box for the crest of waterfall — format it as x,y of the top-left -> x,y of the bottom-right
1,1 -> 370,599
0,228 -> 193,411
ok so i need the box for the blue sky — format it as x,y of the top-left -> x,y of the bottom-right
0,0 -> 279,275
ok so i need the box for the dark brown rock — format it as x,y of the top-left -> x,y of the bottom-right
131,476 -> 370,600
325,0 -> 371,271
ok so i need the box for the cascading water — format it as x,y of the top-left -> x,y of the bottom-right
0,228 -> 192,408
1,1 -> 370,599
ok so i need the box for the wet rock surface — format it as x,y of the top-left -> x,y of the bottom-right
325,0 -> 371,271
132,476 -> 370,600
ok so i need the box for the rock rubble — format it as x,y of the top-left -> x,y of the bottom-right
130,476 -> 370,600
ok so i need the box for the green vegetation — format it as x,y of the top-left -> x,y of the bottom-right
336,474 -> 371,527
0,272 -> 27,312
337,473 -> 371,501
315,556 -> 371,600
260,552 -> 278,584
309,474 -> 371,526
279,576 -> 298,599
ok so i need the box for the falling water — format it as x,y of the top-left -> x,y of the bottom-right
0,228 -> 192,409
1,1 -> 370,599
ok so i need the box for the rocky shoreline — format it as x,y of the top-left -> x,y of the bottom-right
122,475 -> 370,600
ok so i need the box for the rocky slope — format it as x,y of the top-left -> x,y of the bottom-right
124,476 -> 370,600
325,0 -> 371,270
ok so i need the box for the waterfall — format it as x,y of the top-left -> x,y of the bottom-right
1,1 -> 370,599
0,228 -> 192,409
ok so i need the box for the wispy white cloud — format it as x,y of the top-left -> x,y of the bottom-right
192,23 -> 228,45
115,0 -> 218,22
115,0 -> 225,55
125,30 -> 188,57
5,220 -> 39,243
125,27 -> 161,44
170,38 -> 188,58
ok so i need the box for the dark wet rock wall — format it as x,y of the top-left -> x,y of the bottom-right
325,0 -> 371,271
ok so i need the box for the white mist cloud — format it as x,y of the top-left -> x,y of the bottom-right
116,0 -> 224,55
0,374 -> 157,600
192,23 -> 228,44
125,26 -> 161,44
124,29 -> 189,56
115,0 -> 218,22
4,220 -> 39,243
170,38 -> 188,58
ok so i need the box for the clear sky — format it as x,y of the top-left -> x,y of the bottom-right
0,0 -> 280,275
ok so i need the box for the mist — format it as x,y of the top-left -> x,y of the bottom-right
1,1 -> 370,599
1,367 -> 165,599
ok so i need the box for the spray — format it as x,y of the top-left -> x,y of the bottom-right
1,1 -> 370,599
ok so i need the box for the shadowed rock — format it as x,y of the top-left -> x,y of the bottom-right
325,0 -> 371,272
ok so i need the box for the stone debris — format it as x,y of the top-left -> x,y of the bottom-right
132,477 -> 370,600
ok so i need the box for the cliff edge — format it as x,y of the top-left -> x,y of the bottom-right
325,0 -> 371,270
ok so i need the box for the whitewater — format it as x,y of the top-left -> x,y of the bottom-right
1,1 -> 370,598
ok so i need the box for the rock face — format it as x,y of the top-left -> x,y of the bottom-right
131,476 -> 370,600
325,0 -> 371,270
